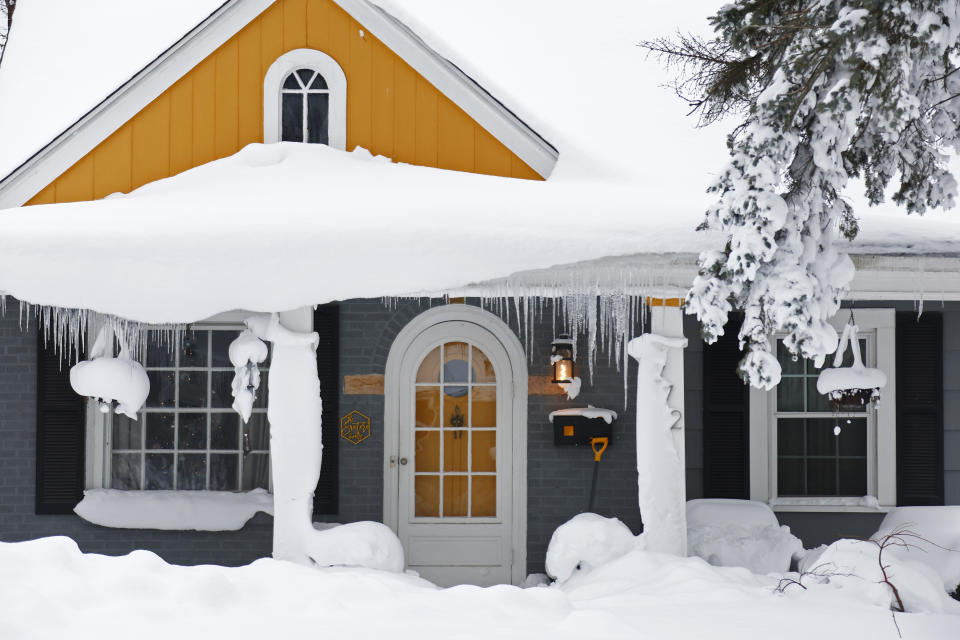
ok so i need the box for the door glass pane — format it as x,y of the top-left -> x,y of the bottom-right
414,431 -> 439,472
443,342 -> 471,382
415,388 -> 440,428
471,386 -> 496,427
471,476 -> 496,517
472,431 -> 496,472
443,475 -> 468,517
415,476 -> 439,517
471,346 -> 496,383
416,347 -> 441,382
444,387 -> 468,428
443,431 -> 468,472
281,93 -> 304,142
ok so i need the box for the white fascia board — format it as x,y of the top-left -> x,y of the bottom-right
0,0 -> 277,209
334,0 -> 558,179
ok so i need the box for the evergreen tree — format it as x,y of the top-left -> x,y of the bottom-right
645,1 -> 960,388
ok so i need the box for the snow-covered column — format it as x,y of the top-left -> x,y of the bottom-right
629,306 -> 688,556
247,309 -> 323,565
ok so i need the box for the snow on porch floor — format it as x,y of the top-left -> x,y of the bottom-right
0,537 -> 956,640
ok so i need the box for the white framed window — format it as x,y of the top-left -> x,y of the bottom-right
263,48 -> 346,149
749,309 -> 897,511
88,322 -> 271,492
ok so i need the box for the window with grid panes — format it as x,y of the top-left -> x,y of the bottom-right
773,338 -> 870,497
109,328 -> 271,491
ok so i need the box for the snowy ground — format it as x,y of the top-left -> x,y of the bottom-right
1,537 -> 956,640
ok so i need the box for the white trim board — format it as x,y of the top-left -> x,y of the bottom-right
382,304 -> 528,585
0,0 -> 557,209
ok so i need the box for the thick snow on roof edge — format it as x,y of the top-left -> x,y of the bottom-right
1,144 -> 959,325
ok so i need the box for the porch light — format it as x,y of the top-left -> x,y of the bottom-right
551,335 -> 575,384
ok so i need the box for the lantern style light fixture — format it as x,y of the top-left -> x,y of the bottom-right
551,334 -> 581,400
551,334 -> 575,383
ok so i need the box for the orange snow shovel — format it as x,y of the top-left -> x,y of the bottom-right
586,436 -> 609,513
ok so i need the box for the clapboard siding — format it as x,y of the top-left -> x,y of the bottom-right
26,0 -> 542,206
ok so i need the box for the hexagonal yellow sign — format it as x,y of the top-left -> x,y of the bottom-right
340,410 -> 371,445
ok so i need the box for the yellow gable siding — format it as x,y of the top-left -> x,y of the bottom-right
27,0 -> 542,206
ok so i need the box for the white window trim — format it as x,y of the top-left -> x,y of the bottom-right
85,310 -> 274,492
749,308 -> 896,512
263,49 -> 347,149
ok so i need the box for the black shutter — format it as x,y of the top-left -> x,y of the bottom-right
896,311 -> 944,506
702,315 -> 750,498
313,303 -> 340,515
36,331 -> 85,515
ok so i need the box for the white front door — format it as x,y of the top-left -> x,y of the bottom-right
396,320 -> 515,586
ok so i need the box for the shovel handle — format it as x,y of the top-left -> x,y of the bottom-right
590,436 -> 608,462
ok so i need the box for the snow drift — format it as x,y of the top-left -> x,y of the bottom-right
686,499 -> 804,575
545,513 -> 638,583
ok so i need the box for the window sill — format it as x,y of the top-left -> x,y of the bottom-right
770,497 -> 891,514
74,488 -> 273,531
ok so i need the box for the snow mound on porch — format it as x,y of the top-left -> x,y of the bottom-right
305,521 -> 405,573
686,499 -> 804,575
545,512 -> 638,583
2,536 -> 958,639
74,488 -> 273,531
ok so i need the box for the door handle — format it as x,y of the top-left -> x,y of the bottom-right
400,457 -> 408,465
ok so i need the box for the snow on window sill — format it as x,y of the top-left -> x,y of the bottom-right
74,488 -> 273,531
769,496 -> 891,514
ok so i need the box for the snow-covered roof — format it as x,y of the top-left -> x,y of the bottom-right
1,143 -> 959,325
1,0 -> 960,325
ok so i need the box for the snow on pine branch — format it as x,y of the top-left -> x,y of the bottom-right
665,1 -> 960,388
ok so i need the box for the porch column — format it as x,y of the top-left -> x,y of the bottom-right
629,301 -> 688,556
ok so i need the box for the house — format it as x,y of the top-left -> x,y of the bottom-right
0,0 -> 956,587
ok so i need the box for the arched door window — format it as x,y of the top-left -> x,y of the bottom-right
281,68 -> 330,144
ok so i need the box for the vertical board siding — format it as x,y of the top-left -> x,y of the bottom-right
26,0 -> 543,206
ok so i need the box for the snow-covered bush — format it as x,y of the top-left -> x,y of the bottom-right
799,537 -> 960,614
873,507 -> 960,596
545,512 -> 637,583
686,499 -> 803,574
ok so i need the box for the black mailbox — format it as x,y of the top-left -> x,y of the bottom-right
551,409 -> 615,446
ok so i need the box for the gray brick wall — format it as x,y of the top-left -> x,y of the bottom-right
2,297 -> 957,571
0,309 -> 273,566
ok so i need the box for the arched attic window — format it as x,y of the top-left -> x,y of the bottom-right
264,49 -> 347,149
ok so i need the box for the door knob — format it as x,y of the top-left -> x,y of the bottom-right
400,457 -> 408,465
